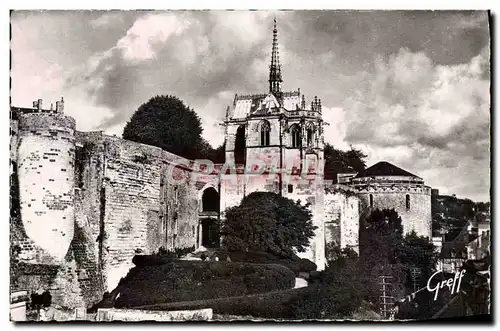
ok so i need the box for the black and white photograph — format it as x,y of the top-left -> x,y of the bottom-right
8,8 -> 491,322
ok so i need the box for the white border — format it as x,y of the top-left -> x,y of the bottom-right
2,1 -> 497,330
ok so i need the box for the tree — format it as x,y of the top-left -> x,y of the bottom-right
220,192 -> 316,257
360,208 -> 404,267
397,231 -> 437,290
123,95 -> 206,160
325,242 -> 358,265
323,143 -> 367,181
359,209 -> 438,306
200,141 -> 225,164
295,245 -> 364,319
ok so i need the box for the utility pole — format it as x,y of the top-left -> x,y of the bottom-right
411,268 -> 421,294
379,275 -> 394,320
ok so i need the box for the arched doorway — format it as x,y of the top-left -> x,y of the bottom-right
198,186 -> 221,248
202,187 -> 219,212
201,218 -> 220,248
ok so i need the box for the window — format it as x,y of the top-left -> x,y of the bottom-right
288,184 -> 293,193
235,125 -> 246,165
291,125 -> 301,148
369,194 -> 374,207
406,194 -> 410,210
160,215 -> 165,232
174,215 -> 178,235
306,123 -> 315,147
260,120 -> 271,146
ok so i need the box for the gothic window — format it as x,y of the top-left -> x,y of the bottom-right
290,124 -> 301,148
306,123 -> 316,147
235,125 -> 246,164
288,184 -> 293,193
406,194 -> 411,210
369,194 -> 374,207
260,120 -> 271,146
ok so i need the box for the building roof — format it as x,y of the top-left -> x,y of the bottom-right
230,92 -> 302,119
354,161 -> 420,179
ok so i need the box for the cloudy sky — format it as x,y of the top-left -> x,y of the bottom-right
10,10 -> 490,202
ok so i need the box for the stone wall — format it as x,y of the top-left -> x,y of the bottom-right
96,308 -> 213,321
284,175 -> 325,270
324,185 -> 360,253
11,107 -> 370,309
11,118 -> 206,307
16,113 -> 76,263
357,185 -> 432,238
86,135 -> 199,292
11,260 -> 85,310
73,132 -> 106,305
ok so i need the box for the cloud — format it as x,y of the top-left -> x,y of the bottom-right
115,13 -> 190,62
64,11 -> 278,130
340,46 -> 490,201
90,12 -> 125,28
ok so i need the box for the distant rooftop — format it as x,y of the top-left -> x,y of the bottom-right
354,161 -> 420,179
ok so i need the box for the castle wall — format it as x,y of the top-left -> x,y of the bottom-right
93,136 -> 198,292
219,173 -> 245,215
324,185 -> 360,253
357,185 -> 432,239
286,176 -> 325,270
10,119 -> 18,173
16,113 -> 76,263
72,132 -> 106,304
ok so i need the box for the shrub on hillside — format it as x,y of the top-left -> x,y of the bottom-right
298,258 -> 317,273
289,284 -> 361,319
134,284 -> 362,320
157,245 -> 195,258
228,251 -> 316,274
109,260 -> 295,308
129,287 -> 309,319
132,245 -> 195,266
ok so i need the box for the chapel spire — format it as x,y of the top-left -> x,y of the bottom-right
269,17 -> 283,100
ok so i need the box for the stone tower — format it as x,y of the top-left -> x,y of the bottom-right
15,98 -> 77,263
220,19 -> 327,269
350,161 -> 432,239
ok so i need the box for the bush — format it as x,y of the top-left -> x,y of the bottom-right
132,246 -> 196,266
133,287 -> 309,319
228,251 -> 316,275
289,284 -> 361,319
134,284 -> 361,320
298,258 -> 317,273
156,245 -> 195,258
106,260 -> 295,308
309,271 -> 321,283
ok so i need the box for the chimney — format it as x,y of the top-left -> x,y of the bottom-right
37,99 -> 43,111
56,97 -> 64,114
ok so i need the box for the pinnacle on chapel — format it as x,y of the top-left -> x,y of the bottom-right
269,17 -> 283,100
